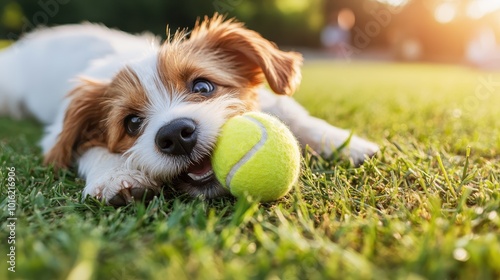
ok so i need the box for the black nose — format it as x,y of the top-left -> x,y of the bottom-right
155,118 -> 197,155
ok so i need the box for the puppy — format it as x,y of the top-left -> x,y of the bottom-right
0,15 -> 379,205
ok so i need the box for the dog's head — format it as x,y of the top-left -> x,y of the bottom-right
44,14 -> 302,198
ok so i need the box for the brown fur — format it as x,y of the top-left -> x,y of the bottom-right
104,68 -> 149,153
186,15 -> 303,96
44,79 -> 110,168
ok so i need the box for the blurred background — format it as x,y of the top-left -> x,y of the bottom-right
1,0 -> 500,67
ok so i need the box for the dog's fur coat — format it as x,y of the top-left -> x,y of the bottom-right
0,15 -> 379,205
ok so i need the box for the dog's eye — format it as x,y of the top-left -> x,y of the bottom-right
124,115 -> 143,136
192,79 -> 215,95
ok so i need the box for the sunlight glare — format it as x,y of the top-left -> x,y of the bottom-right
338,8 -> 355,30
467,0 -> 500,19
377,0 -> 409,7
434,2 -> 456,23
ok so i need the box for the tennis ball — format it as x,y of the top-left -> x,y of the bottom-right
211,112 -> 301,202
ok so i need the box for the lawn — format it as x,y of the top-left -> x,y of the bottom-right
1,62 -> 499,280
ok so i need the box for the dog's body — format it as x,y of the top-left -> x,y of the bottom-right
0,16 -> 379,205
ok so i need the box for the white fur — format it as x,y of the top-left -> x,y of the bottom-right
0,23 -> 379,203
0,24 -> 159,124
79,147 -> 158,201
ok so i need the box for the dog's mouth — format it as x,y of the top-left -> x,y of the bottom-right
172,155 -> 230,198
181,156 -> 215,185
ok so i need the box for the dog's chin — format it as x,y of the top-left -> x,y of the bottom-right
171,155 -> 230,199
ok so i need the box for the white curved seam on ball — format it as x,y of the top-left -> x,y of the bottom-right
226,116 -> 268,189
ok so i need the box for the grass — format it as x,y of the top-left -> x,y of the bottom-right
1,62 -> 499,280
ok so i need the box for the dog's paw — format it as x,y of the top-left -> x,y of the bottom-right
308,126 -> 379,166
347,135 -> 379,166
82,169 -> 160,206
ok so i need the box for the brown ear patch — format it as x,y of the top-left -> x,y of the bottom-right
186,14 -> 303,96
43,79 -> 109,168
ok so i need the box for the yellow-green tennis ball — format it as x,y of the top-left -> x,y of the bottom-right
211,112 -> 301,202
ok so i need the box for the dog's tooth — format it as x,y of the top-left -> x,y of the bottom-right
187,170 -> 214,181
204,170 -> 214,179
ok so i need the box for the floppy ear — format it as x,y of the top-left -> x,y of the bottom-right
43,79 -> 109,168
188,14 -> 303,96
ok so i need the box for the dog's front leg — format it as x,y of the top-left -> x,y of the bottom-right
258,89 -> 379,165
77,147 -> 160,205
